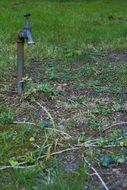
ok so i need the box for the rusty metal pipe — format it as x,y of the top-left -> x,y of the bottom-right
17,34 -> 24,95
16,13 -> 34,95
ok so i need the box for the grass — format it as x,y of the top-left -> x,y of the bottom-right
1,0 -> 127,189
1,0 -> 127,69
0,160 -> 89,190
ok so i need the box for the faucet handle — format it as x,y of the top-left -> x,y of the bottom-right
24,13 -> 31,18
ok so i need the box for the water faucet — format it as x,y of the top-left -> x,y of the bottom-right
20,13 -> 35,45
16,13 -> 35,95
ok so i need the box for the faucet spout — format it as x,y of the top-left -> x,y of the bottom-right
26,30 -> 35,45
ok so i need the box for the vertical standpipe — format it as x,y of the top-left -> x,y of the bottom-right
17,35 -> 24,95
16,13 -> 34,95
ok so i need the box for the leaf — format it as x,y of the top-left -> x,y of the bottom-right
39,120 -> 49,128
120,140 -> 127,146
113,103 -> 121,111
78,95 -> 88,105
9,160 -> 18,167
65,49 -> 74,58
36,146 -> 44,157
100,155 -> 114,167
46,146 -> 51,160
87,119 -> 102,128
76,49 -> 82,56
120,141 -> 124,146
29,137 -> 35,142
117,158 -> 125,164
92,107 -> 100,114
96,137 -> 106,145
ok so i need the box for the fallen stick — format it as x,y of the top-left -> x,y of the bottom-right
0,146 -> 81,171
84,158 -> 109,190
13,121 -> 71,138
91,166 -> 109,190
103,121 -> 127,132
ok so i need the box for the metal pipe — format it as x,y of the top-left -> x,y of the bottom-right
16,13 -> 34,95
17,34 -> 24,95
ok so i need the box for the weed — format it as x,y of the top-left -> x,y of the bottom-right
86,118 -> 103,128
91,102 -> 111,116
45,67 -> 58,80
0,107 -> 14,124
24,79 -> 59,99
112,102 -> 121,111
10,168 -> 40,189
96,129 -> 126,146
34,161 -> 89,190
77,95 -> 88,106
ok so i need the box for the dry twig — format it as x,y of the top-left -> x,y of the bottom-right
0,146 -> 81,170
84,158 -> 109,190
103,121 -> 127,132
13,121 -> 71,138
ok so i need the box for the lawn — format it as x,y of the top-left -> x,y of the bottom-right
1,0 -> 127,189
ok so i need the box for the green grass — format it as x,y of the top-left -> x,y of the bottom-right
1,0 -> 127,69
0,160 -> 89,190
